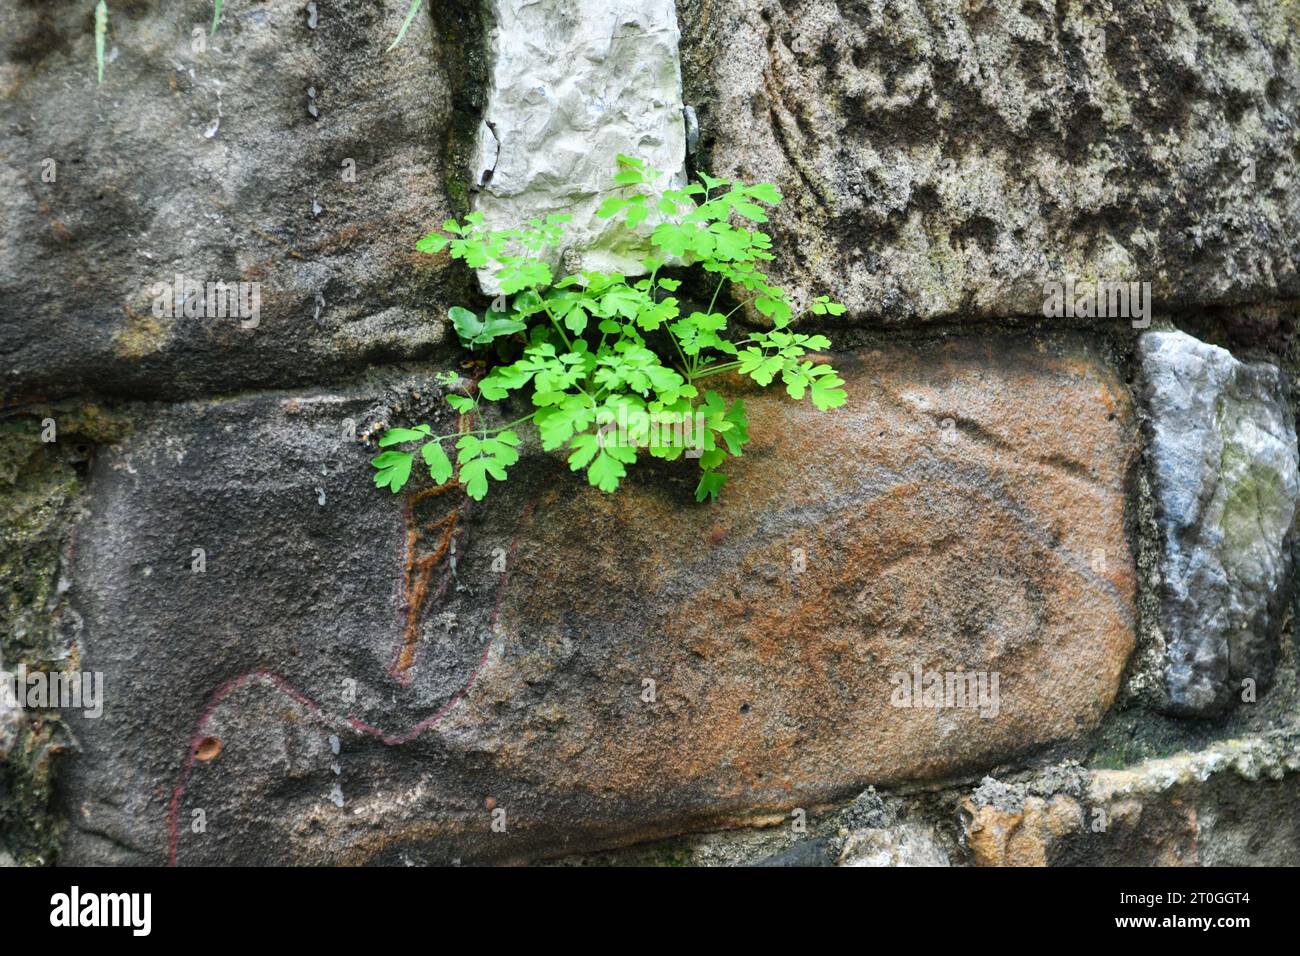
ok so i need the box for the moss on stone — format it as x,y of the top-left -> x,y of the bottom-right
0,403 -> 130,863
430,0 -> 489,218
1220,448 -> 1290,572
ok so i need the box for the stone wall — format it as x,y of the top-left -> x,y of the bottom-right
1,0 -> 1299,866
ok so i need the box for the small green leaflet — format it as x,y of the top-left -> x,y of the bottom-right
567,434 -> 636,493
811,295 -> 847,316
596,196 -> 628,219
479,362 -> 535,401
456,431 -> 520,500
498,259 -> 553,294
746,182 -> 783,204
809,366 -> 848,410
459,457 -> 503,500
720,399 -> 750,455
737,347 -> 784,386
378,425 -> 431,446
421,441 -> 453,485
535,394 -> 596,451
416,231 -> 450,254
695,471 -> 727,503
754,293 -> 793,326
372,451 -> 413,494
449,306 -> 526,349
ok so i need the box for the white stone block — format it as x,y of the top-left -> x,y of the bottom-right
473,0 -> 688,291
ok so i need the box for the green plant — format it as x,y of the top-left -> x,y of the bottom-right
373,156 -> 846,504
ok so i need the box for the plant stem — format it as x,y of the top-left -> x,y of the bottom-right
480,411 -> 538,436
666,326 -> 691,377
690,361 -> 742,381
706,276 -> 725,316
540,297 -> 574,350
410,411 -> 538,447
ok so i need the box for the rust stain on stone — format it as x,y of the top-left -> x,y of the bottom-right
392,409 -> 474,681
963,795 -> 1085,866
437,337 -> 1138,841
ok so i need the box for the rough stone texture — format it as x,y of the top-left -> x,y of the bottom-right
0,669 -> 18,763
678,0 -> 1300,323
962,730 -> 1300,866
56,334 -> 1135,864
1140,330 -> 1300,715
838,821 -> 950,866
0,0 -> 476,402
560,722 -> 1300,865
472,0 -> 687,289
0,405 -> 126,864
6,0 -> 1297,871
963,788 -> 1087,866
554,785 -> 948,865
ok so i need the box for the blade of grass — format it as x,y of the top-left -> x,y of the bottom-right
211,0 -> 222,35
387,0 -> 423,52
95,1 -> 108,84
